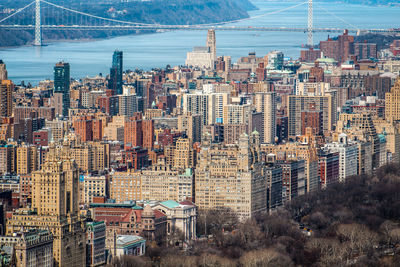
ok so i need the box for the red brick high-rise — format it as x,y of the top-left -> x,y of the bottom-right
309,61 -> 325,83
301,111 -> 323,136
142,120 -> 154,150
92,119 -> 103,141
73,116 -> 93,142
300,48 -> 322,63
124,114 -> 143,149
338,30 -> 354,63
319,30 -> 355,63
320,37 -> 339,61
354,42 -> 377,60
256,62 -> 267,81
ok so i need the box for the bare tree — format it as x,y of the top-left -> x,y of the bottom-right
239,248 -> 293,267
336,224 -> 378,255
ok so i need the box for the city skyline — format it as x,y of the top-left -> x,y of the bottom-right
0,1 -> 400,266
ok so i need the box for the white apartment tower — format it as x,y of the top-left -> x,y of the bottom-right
254,92 -> 277,144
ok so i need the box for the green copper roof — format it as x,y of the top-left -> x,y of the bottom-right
160,200 -> 180,209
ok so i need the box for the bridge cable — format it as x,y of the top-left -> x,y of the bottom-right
40,0 -> 154,26
40,0 -> 308,28
215,1 -> 308,26
314,2 -> 359,30
0,1 -> 35,24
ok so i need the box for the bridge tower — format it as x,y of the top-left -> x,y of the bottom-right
34,0 -> 42,46
307,0 -> 313,47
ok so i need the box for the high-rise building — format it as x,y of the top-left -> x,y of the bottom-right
385,78 -> 400,122
277,160 -> 305,202
207,93 -> 229,125
70,141 -> 110,173
301,111 -> 323,136
195,132 -> 270,220
16,144 -> 38,175
124,115 -> 143,149
186,30 -> 216,69
7,143 -> 86,266
178,113 -> 202,143
354,42 -> 377,60
0,61 -> 12,119
110,171 -> 142,202
182,92 -> 209,125
288,94 -> 335,138
173,138 -> 194,170
318,150 -> 340,189
338,30 -> 354,63
118,94 -> 137,117
206,29 -> 217,62
319,30 -> 354,63
0,60 -> 8,80
0,80 -> 13,119
261,132 -> 320,193
73,116 -> 93,142
54,62 -> 70,117
143,119 -> 155,150
223,103 -> 252,125
0,144 -> 16,175
139,163 -> 194,202
266,51 -> 284,70
265,165 -> 283,211
109,50 -> 123,95
223,124 -> 247,144
254,92 -> 277,143
86,221 -> 106,267
320,37 -> 340,61
323,134 -> 359,182
300,48 -> 322,63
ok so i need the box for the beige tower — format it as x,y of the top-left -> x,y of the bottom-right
0,60 -> 8,80
195,132 -> 267,220
385,78 -> 400,122
207,29 -> 217,62
7,143 -> 86,267
173,138 -> 194,170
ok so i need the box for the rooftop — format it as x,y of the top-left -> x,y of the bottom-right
116,235 -> 145,248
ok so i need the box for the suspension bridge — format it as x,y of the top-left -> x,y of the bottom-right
0,0 -> 398,47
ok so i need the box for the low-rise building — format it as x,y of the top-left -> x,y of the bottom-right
114,235 -> 145,257
152,200 -> 197,241
90,202 -> 166,251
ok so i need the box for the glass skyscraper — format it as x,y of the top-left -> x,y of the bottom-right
109,50 -> 123,95
54,62 -> 70,117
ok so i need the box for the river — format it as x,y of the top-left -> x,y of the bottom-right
0,0 -> 399,85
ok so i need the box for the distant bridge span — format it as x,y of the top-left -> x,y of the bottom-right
1,0 -> 399,46
1,25 -> 399,35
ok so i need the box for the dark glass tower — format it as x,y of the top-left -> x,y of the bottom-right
109,50 -> 123,95
54,62 -> 70,117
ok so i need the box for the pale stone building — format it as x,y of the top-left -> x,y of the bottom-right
7,143 -> 86,267
195,132 -> 271,220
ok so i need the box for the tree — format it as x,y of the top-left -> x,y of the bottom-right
239,249 -> 293,267
336,223 -> 378,255
108,255 -> 148,267
197,208 -> 239,237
